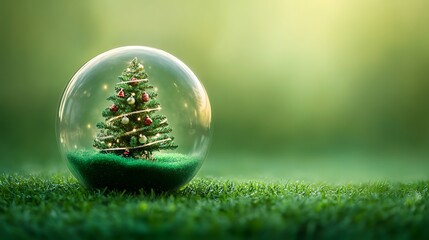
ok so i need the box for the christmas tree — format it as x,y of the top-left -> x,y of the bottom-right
93,58 -> 177,159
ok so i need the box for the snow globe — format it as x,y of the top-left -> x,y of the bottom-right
57,46 -> 212,191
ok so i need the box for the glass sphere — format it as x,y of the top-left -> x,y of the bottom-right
57,46 -> 212,191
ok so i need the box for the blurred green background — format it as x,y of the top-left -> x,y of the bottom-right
1,0 -> 428,182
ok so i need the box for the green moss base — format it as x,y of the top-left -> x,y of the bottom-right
66,150 -> 201,192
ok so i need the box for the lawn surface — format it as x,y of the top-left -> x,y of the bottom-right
0,174 -> 428,239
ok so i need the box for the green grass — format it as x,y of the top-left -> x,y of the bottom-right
67,150 -> 200,191
0,174 -> 428,239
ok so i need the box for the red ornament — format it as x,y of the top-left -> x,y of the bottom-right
110,104 -> 118,113
141,92 -> 150,102
128,77 -> 138,86
117,89 -> 125,98
123,150 -> 130,157
144,117 -> 153,126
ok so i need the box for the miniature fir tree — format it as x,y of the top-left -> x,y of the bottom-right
93,58 -> 177,159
